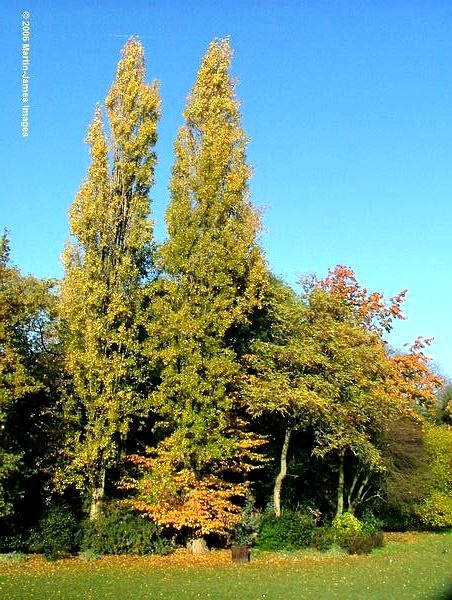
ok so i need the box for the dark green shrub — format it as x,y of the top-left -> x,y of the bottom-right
0,531 -> 28,553
380,509 -> 420,532
361,512 -> 383,536
257,510 -> 315,551
29,502 -> 81,560
82,505 -> 173,555
312,526 -> 335,551
346,531 -> 384,555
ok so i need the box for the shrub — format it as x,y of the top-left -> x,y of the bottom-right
416,425 -> 452,529
82,505 -> 173,555
329,512 -> 384,554
379,509 -> 420,532
257,510 -> 315,551
312,526 -> 335,551
360,512 -> 383,536
331,512 -> 363,548
346,531 -> 384,555
29,501 -> 81,560
0,530 -> 28,553
416,491 -> 452,529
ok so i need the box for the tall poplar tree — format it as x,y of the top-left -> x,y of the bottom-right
126,38 -> 268,541
59,38 -> 160,518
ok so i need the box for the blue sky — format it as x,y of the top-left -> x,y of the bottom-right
1,1 -> 451,377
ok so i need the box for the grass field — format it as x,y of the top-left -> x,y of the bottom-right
1,532 -> 451,599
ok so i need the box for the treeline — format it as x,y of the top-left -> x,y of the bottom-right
1,38 -> 451,555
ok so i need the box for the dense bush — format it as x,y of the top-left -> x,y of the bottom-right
331,512 -> 363,548
312,525 -> 335,551
346,531 -> 384,555
29,502 -> 81,560
379,508 -> 421,532
360,512 -> 383,536
82,505 -> 173,555
329,512 -> 384,554
416,426 -> 452,529
416,491 -> 452,529
231,496 -> 261,545
257,510 -> 315,550
0,529 -> 28,553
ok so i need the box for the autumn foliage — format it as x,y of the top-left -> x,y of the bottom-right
58,37 -> 160,517
123,453 -> 247,536
0,38 -> 447,550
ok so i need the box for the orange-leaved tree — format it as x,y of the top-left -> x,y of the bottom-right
313,266 -> 441,515
242,266 -> 442,517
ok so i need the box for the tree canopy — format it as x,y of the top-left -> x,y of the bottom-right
124,38 -> 268,537
0,37 -> 447,550
58,38 -> 160,518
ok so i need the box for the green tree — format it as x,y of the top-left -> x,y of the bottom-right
416,424 -> 452,528
243,267 -> 439,518
301,268 -> 440,517
58,38 -> 160,519
241,277 -> 328,517
379,416 -> 430,517
0,233 -> 57,521
435,382 -> 452,424
125,38 -> 268,542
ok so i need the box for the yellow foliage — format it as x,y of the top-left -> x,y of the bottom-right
58,38 -> 160,495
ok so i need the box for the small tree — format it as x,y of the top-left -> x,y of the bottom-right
241,277 -> 327,517
313,267 -> 441,517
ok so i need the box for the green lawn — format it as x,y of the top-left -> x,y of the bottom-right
1,532 -> 451,599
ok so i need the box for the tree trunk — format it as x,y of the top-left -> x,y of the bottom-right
187,538 -> 209,554
273,427 -> 292,517
347,471 -> 359,513
336,449 -> 345,518
89,468 -> 106,521
231,544 -> 250,564
354,471 -> 371,508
